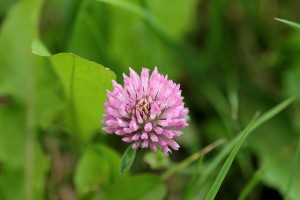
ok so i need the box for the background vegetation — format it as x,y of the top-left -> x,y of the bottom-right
1,0 -> 300,199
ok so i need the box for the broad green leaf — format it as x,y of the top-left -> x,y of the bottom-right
74,144 -> 120,196
256,138 -> 300,200
33,42 -> 116,140
93,174 -> 166,200
50,53 -> 115,140
120,145 -> 136,176
263,59 -> 300,199
275,18 -> 300,30
0,0 -> 54,199
237,140 -> 298,200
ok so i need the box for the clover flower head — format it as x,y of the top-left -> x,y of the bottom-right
102,67 -> 189,154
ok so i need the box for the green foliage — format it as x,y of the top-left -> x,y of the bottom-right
96,0 -> 198,78
205,96 -> 295,200
120,145 -> 136,176
143,151 -> 170,170
92,174 -> 166,200
32,42 -> 116,140
74,144 -> 120,196
0,0 -> 55,199
1,0 -> 300,199
49,53 -> 116,140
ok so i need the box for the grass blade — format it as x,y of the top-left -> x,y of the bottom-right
204,112 -> 259,200
275,18 -> 300,30
250,96 -> 296,131
204,96 -> 295,200
195,133 -> 242,188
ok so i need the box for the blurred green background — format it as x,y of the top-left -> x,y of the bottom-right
1,0 -> 300,199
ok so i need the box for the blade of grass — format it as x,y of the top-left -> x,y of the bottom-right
204,112 -> 260,200
203,81 -> 253,178
275,18 -> 300,30
161,139 -> 225,181
191,96 -> 296,198
204,96 -> 296,200
195,133 -> 242,189
250,96 -> 296,131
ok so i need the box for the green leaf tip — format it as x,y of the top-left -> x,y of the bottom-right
31,39 -> 51,56
275,18 -> 300,30
120,145 -> 136,176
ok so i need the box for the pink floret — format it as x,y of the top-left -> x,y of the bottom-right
102,67 -> 189,154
